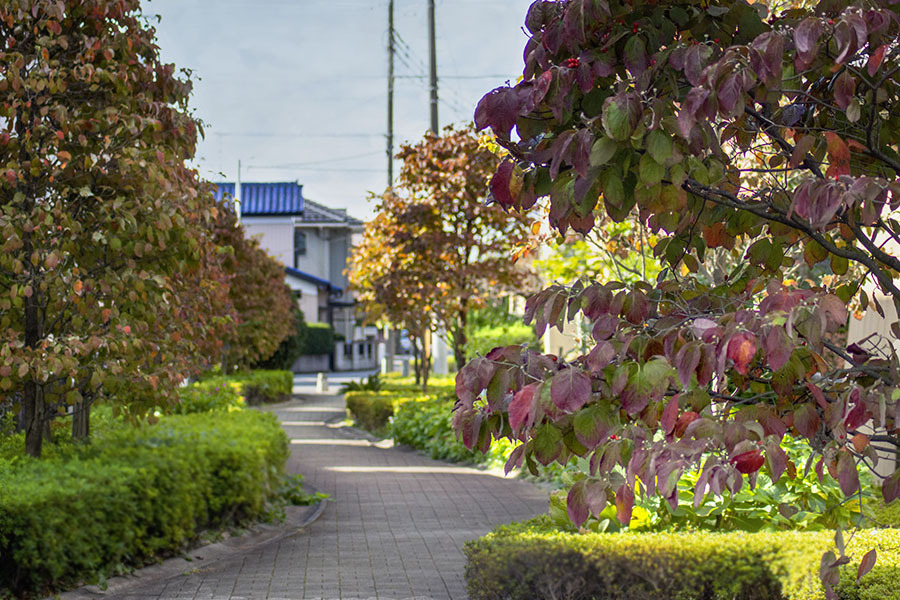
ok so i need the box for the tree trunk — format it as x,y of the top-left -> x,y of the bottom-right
411,335 -> 420,386
23,380 -> 43,458
72,398 -> 90,441
452,307 -> 468,372
421,333 -> 432,393
23,229 -> 43,458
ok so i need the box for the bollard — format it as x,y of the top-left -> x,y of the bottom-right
316,372 -> 329,393
381,357 -> 391,375
400,357 -> 410,377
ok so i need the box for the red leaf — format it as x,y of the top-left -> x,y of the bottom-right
834,70 -> 857,111
794,403 -> 820,438
882,469 -> 900,503
661,395 -> 680,436
474,86 -> 522,138
585,480 -> 608,517
858,549 -> 877,582
825,132 -> 851,178
615,483 -> 634,524
765,440 -> 788,482
764,326 -> 792,372
509,383 -> 539,430
567,480 -> 589,526
490,161 -> 516,208
726,332 -> 757,375
675,342 -> 700,389
551,368 -> 592,413
732,450 -> 765,474
837,450 -> 860,496
868,45 -> 888,77
674,411 -> 699,438
793,18 -> 823,69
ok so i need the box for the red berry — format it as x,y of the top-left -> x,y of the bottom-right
714,38 -> 720,43
829,19 -> 834,25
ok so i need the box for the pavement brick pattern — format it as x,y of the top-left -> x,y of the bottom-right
108,393 -> 548,600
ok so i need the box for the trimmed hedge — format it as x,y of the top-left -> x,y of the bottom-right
464,517 -> 900,600
345,390 -> 407,432
343,374 -> 456,433
179,370 -> 292,413
0,410 -> 289,597
301,323 -> 334,356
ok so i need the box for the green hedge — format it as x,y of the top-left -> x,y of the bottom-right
0,410 -> 289,597
345,390 -> 406,432
464,517 -> 900,600
301,323 -> 334,355
180,370 -> 292,412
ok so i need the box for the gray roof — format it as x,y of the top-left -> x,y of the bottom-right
300,198 -> 364,227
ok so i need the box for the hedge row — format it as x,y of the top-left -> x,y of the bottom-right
0,410 -> 289,597
177,370 -> 292,413
464,517 -> 900,600
302,323 -> 335,355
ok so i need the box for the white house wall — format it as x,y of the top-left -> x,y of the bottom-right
241,218 -> 294,266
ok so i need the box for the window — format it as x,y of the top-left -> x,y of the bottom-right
293,229 -> 307,267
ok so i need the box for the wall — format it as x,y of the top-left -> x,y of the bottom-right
241,218 -> 293,266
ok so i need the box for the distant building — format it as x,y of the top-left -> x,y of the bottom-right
213,181 -> 375,371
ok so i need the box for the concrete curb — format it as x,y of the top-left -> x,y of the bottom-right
54,488 -> 328,600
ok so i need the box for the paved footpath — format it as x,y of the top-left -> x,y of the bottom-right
102,389 -> 548,600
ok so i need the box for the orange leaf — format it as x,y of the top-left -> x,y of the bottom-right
851,433 -> 869,453
824,132 -> 850,178
73,280 -> 83,293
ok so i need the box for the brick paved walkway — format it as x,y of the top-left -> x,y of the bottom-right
106,392 -> 548,600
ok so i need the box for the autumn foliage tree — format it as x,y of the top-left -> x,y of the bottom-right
454,0 -> 900,590
349,125 -> 536,381
213,201 -> 295,373
0,1 -> 232,457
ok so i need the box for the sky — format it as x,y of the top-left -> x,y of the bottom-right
145,0 -> 534,221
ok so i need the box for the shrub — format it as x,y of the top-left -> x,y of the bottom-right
253,305 -> 308,371
345,391 -> 404,432
464,517 -> 900,600
0,410 -> 288,597
236,370 -> 292,405
179,371 -> 292,413
301,323 -> 334,356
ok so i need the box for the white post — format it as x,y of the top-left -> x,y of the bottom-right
432,331 -> 449,375
316,372 -> 329,393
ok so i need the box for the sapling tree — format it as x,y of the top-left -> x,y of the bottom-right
453,0 -> 900,591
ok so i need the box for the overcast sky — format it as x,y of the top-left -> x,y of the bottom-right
145,0 -> 533,220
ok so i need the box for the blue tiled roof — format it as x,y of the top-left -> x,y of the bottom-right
212,182 -> 304,215
285,266 -> 343,295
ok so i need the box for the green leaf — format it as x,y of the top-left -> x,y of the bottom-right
533,423 -> 563,466
590,137 -> 618,167
646,130 -> 673,164
639,153 -> 665,187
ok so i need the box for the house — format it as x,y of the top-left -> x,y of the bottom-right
212,181 -> 376,371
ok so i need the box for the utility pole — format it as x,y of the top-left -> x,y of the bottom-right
387,0 -> 395,187
428,0 -> 438,134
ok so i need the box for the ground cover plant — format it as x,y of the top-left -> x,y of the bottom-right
452,0 -> 900,592
0,407 -> 290,597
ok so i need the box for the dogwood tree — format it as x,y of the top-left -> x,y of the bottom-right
453,0 -> 900,591
0,0 -> 226,455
